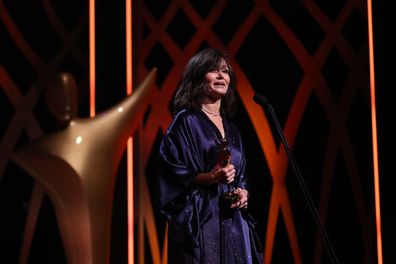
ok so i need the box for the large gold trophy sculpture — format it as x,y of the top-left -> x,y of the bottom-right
11,69 -> 157,264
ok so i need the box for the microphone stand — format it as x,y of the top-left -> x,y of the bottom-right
253,94 -> 340,264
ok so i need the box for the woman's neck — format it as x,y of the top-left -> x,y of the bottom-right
201,99 -> 221,113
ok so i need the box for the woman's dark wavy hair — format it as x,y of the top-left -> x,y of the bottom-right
172,48 -> 237,117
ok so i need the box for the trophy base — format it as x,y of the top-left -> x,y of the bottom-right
219,191 -> 239,218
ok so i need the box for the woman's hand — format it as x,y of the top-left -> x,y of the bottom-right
230,188 -> 249,209
194,164 -> 235,185
214,163 -> 235,184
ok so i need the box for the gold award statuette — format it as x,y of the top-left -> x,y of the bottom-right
218,138 -> 239,209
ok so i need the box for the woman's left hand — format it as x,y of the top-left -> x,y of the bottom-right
230,188 -> 249,209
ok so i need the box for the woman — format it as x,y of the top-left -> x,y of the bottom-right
158,48 -> 263,263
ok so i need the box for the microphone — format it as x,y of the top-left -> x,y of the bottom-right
253,93 -> 340,264
253,93 -> 269,107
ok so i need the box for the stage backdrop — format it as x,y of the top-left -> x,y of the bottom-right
0,0 -> 381,263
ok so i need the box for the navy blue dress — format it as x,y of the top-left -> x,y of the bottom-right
158,109 -> 263,264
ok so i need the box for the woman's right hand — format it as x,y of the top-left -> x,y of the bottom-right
213,164 -> 235,184
195,163 -> 236,185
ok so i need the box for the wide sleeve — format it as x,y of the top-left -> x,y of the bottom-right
157,112 -> 203,215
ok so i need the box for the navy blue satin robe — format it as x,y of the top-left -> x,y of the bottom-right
158,109 -> 263,264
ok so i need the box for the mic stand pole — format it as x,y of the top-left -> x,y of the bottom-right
260,98 -> 340,264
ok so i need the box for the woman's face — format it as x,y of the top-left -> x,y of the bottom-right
204,58 -> 230,101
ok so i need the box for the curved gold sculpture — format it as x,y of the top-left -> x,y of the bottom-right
11,68 -> 157,264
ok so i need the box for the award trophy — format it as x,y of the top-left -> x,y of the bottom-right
218,138 -> 239,211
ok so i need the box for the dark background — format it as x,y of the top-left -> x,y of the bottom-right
0,0 -> 394,263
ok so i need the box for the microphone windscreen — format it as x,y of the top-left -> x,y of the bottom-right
253,94 -> 268,106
